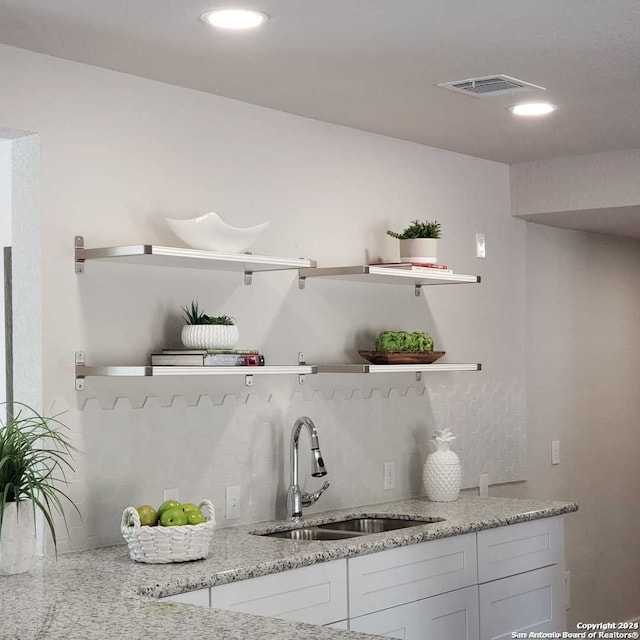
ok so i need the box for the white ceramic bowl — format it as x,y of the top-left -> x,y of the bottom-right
165,212 -> 270,253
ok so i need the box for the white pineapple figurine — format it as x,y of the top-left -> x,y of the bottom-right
423,428 -> 462,502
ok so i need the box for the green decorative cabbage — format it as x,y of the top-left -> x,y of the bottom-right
375,331 -> 434,352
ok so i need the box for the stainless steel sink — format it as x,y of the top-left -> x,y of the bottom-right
316,516 -> 444,534
260,528 -> 363,541
255,516 -> 444,541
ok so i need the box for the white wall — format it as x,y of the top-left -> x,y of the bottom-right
0,44 -> 526,553
523,223 -> 640,625
511,149 -> 640,217
0,140 -> 11,405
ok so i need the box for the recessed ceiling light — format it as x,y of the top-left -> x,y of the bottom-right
200,9 -> 269,30
508,103 -> 557,116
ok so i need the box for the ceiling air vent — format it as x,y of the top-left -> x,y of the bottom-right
437,74 -> 546,98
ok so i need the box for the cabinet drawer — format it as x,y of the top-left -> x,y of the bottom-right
349,585 -> 479,640
161,588 -> 210,607
210,559 -> 347,625
477,516 -> 564,583
348,533 -> 477,618
479,565 -> 565,640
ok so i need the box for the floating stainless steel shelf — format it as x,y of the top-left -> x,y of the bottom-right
74,359 -> 317,390
298,265 -> 480,295
74,236 -> 315,279
74,356 -> 480,389
315,363 -> 481,374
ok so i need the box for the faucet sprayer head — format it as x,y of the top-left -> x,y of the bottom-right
311,448 -> 327,477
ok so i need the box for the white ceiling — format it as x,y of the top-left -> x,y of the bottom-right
0,0 -> 639,164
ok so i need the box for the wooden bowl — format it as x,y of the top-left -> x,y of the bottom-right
358,350 -> 446,365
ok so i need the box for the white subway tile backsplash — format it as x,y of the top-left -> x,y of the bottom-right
49,377 -> 525,551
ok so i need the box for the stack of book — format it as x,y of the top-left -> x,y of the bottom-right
151,349 -> 265,367
373,262 -> 454,274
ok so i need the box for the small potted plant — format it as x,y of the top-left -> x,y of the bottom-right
0,403 -> 79,575
181,301 -> 239,350
387,219 -> 442,264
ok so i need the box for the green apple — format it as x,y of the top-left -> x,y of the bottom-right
157,500 -> 181,517
159,507 -> 188,527
186,511 -> 206,525
182,503 -> 200,514
136,504 -> 158,527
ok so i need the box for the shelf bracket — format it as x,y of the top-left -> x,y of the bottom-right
298,374 -> 306,385
242,251 -> 254,285
298,276 -> 306,290
415,371 -> 422,382
244,374 -> 253,386
75,351 -> 85,390
75,235 -> 85,274
414,284 -> 422,297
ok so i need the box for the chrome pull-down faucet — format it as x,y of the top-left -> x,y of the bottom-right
287,416 -> 330,521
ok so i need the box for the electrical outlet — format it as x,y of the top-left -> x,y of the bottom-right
476,233 -> 486,258
552,440 -> 560,465
479,472 -> 489,498
225,485 -> 242,520
383,461 -> 396,491
565,570 -> 571,609
163,488 -> 179,502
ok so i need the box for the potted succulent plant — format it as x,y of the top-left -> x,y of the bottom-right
181,301 -> 239,350
0,403 -> 79,575
387,219 -> 442,264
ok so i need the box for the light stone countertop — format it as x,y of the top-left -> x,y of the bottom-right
0,495 -> 578,640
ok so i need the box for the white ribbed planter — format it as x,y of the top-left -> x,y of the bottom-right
399,238 -> 438,264
0,501 -> 36,575
181,324 -> 239,350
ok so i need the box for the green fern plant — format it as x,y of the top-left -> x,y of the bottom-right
387,220 -> 442,240
181,301 -> 235,326
0,403 -> 80,553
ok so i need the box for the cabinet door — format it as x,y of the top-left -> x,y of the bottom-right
479,565 -> 565,640
160,588 -> 210,607
349,585 -> 479,640
348,532 -> 477,617
477,516 -> 564,583
210,559 -> 347,625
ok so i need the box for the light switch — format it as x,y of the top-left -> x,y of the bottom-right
383,461 -> 396,490
476,233 -> 486,258
225,485 -> 242,519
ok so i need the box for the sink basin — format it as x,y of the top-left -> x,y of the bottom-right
316,516 -> 444,534
255,516 -> 444,541
261,528 -> 362,541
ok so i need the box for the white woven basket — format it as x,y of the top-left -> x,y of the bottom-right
121,500 -> 216,564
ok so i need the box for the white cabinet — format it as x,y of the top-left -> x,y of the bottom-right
477,516 -> 564,583
158,517 -> 568,639
479,565 -> 565,640
349,585 -> 480,640
348,532 -> 477,617
476,516 -> 566,639
210,559 -> 348,626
